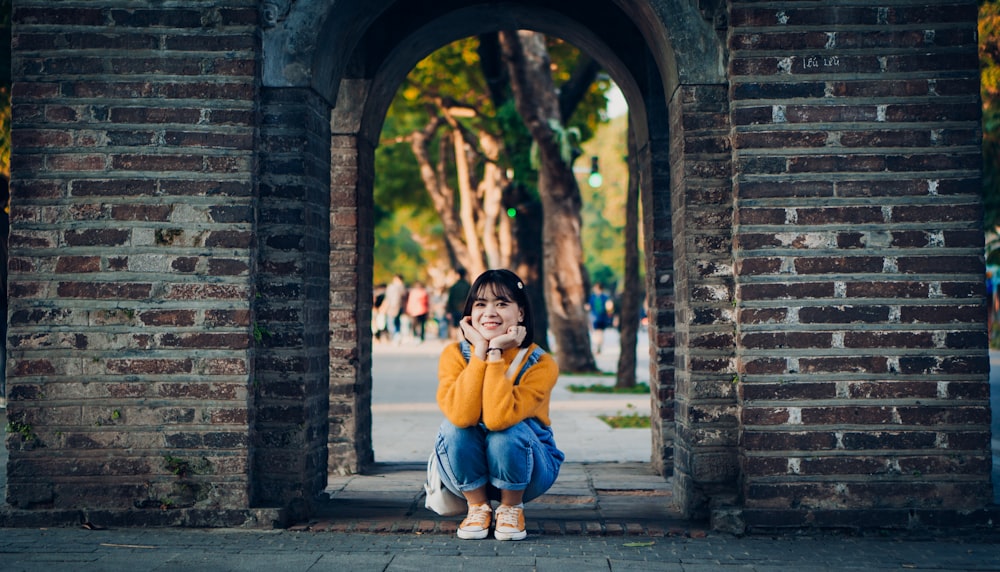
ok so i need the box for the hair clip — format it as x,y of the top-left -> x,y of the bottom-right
517,281 -> 523,289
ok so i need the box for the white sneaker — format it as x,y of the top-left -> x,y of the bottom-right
457,503 -> 492,540
494,504 -> 527,541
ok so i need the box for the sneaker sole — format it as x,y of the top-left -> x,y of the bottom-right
494,530 -> 527,541
457,528 -> 490,540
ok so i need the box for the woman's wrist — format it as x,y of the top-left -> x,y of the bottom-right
486,346 -> 503,354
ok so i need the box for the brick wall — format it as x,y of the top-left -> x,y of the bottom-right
7,1 -> 262,518
668,84 -> 739,520
729,0 -> 992,530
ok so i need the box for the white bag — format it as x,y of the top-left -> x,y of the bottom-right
424,451 -> 467,516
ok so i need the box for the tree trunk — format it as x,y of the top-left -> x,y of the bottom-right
507,183 -> 549,349
477,131 -> 508,269
409,117 -> 487,278
411,119 -> 479,276
452,129 -> 486,277
616,120 -> 640,389
478,31 -> 550,348
500,30 -> 596,372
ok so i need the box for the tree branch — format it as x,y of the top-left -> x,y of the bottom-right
558,54 -> 601,123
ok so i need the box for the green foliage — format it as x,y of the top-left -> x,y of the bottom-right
0,0 -> 9,180
578,113 -> 638,290
982,1 -> 1000,230
374,118 -> 432,213
0,87 -> 8,179
163,455 -> 188,476
5,419 -> 35,441
547,36 -> 609,141
373,204 -> 445,284
252,322 -> 272,344
375,38 -> 494,283
598,404 -> 651,428
566,381 -> 650,394
497,99 -> 537,192
374,34 -> 614,283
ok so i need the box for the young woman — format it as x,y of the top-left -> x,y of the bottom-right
433,269 -> 564,541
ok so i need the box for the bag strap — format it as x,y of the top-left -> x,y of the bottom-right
504,347 -> 530,381
458,340 -> 545,386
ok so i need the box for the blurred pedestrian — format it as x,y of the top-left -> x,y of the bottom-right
382,274 -> 407,343
372,283 -> 389,343
446,268 -> 471,340
431,285 -> 449,340
406,281 -> 430,342
587,283 -> 612,354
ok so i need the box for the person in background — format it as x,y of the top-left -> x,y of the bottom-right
382,274 -> 407,343
433,269 -> 564,541
431,284 -> 449,340
587,283 -> 612,354
372,283 -> 389,343
446,268 -> 471,340
406,281 -> 430,342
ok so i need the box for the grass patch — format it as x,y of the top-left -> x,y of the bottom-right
566,381 -> 650,394
598,405 -> 651,429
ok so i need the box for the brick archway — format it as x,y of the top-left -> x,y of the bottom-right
6,0 -> 993,532
257,0 -> 731,518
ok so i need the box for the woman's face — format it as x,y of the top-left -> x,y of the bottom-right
469,286 -> 524,341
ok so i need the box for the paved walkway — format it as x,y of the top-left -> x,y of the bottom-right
0,524 -> 998,571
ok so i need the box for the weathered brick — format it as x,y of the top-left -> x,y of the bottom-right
111,204 -> 173,221
57,281 -> 152,299
739,282 -> 834,300
897,256 -> 983,274
798,306 -> 890,323
899,304 -> 983,324
741,332 -> 831,349
55,256 -> 101,273
106,358 -> 193,375
741,382 -> 836,401
845,281 -> 928,298
743,431 -> 823,451
847,381 -> 938,399
800,356 -> 889,374
843,331 -> 934,348
64,229 -> 129,247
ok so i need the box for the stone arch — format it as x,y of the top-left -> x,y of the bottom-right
6,0 -> 991,533
256,0 -> 733,520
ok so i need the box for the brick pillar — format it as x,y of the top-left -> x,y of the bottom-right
6,1 -> 269,524
667,84 -> 738,520
730,1 -> 993,530
255,87 -> 332,512
327,79 -> 375,477
639,97 -> 677,477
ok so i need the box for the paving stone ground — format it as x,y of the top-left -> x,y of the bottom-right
0,525 -> 998,571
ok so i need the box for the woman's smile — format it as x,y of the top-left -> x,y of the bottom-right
471,293 -> 523,340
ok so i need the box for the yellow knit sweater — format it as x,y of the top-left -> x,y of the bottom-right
436,342 -> 559,431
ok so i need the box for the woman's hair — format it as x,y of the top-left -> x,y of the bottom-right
462,269 -> 534,348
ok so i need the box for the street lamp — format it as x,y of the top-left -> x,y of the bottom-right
587,156 -> 602,188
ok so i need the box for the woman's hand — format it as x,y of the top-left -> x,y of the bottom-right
459,316 -> 488,350
490,325 -> 526,351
